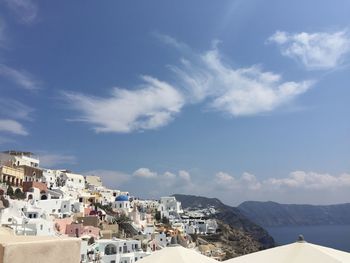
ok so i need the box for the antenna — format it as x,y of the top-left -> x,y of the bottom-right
297,234 -> 306,242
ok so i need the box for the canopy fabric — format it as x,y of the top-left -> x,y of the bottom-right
225,241 -> 350,263
138,245 -> 218,263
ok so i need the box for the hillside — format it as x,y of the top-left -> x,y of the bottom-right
173,194 -> 275,250
238,201 -> 350,227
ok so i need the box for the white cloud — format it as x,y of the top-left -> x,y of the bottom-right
266,171 -> 350,190
215,172 -> 261,190
269,30 -> 350,70
153,32 -> 189,51
0,99 -> 33,139
179,170 -> 191,181
63,166 -> 350,205
64,76 -> 184,133
4,0 -> 38,24
0,119 -> 28,135
0,98 -> 33,120
169,41 -> 313,116
0,64 -> 41,90
133,168 -> 158,179
86,170 -> 131,188
211,171 -> 350,205
64,36 -> 314,133
38,153 -> 77,168
214,171 -> 350,192
133,168 -> 192,182
81,168 -> 194,199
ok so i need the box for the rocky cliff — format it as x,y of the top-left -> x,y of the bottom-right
173,194 -> 275,252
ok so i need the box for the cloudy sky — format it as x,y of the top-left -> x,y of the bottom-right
0,0 -> 349,205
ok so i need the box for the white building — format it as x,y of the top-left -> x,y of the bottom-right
158,197 -> 183,219
85,175 -> 103,188
60,172 -> 85,190
1,151 -> 39,168
95,238 -> 149,263
42,169 -> 62,188
113,195 -> 131,213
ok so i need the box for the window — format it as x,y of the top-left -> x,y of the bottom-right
105,244 -> 117,255
40,224 -> 43,230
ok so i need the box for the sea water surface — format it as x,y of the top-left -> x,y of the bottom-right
266,225 -> 350,252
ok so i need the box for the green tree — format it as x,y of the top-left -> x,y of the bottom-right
155,211 -> 161,221
14,188 -> 25,199
112,214 -> 131,224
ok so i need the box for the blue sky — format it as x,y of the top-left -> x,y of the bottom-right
0,0 -> 350,205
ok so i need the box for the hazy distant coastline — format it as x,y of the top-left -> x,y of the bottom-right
238,201 -> 350,227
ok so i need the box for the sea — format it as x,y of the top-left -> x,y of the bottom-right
266,225 -> 350,252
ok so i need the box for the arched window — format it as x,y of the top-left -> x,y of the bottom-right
105,244 -> 117,255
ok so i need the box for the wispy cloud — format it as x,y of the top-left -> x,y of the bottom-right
3,0 -> 38,24
0,119 -> 28,135
0,98 -> 34,120
0,64 -> 41,90
38,153 -> 77,168
268,30 -> 350,70
153,32 -> 190,51
64,36 -> 314,133
64,75 -> 184,133
169,41 -> 313,116
0,96 -> 34,140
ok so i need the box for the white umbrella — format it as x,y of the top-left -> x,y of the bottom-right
225,236 -> 350,263
138,237 -> 218,263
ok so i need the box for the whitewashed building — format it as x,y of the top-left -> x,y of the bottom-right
60,172 -> 85,190
113,195 -> 131,213
95,238 -> 149,263
158,197 -> 183,219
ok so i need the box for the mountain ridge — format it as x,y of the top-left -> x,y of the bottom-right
238,201 -> 350,227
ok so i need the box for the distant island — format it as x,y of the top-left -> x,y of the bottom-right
238,201 -> 350,227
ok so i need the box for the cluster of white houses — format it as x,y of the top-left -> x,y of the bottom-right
0,151 -> 220,262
